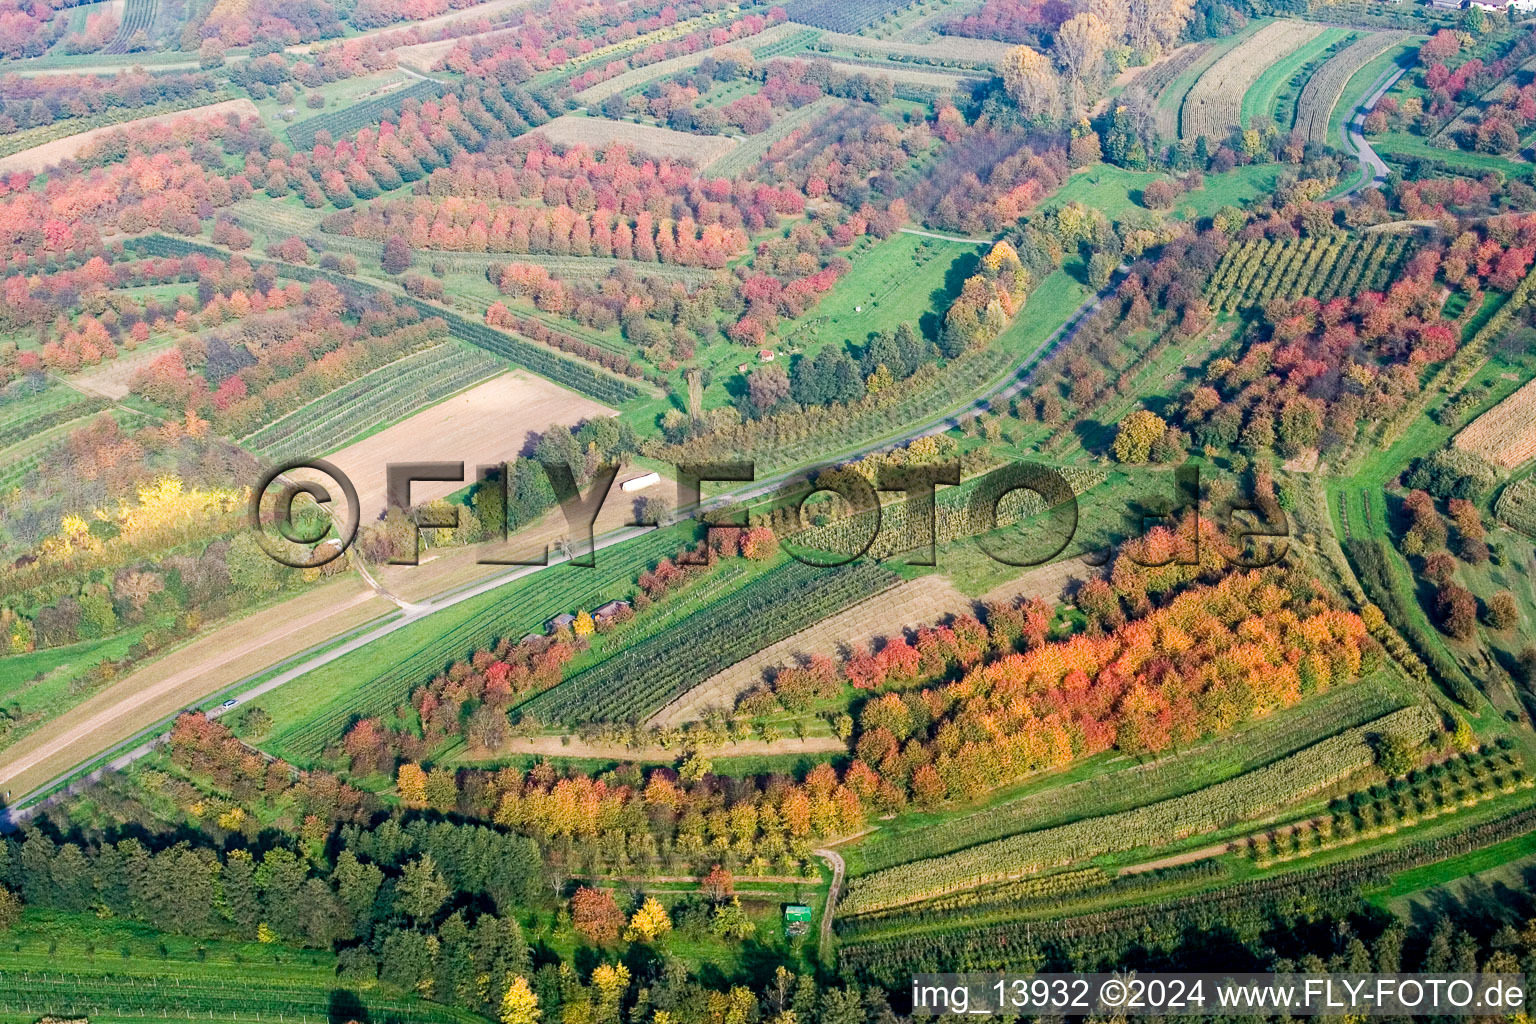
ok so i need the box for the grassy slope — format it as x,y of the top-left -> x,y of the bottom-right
1045,164 -> 1281,223
842,676 -> 1413,875
1241,28 -> 1352,128
0,910 -> 475,1024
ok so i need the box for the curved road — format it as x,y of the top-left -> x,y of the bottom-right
1338,65 -> 1408,198
1,269 -> 1120,826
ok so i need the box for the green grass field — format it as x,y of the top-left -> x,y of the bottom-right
1045,164 -> 1282,223
0,910 -> 477,1024
1242,28 -> 1354,128
771,231 -> 981,359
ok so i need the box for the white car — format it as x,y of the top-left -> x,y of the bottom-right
220,699 -> 239,709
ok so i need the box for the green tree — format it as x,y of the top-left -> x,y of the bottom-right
221,849 -> 261,936
397,854 -> 451,927
1112,410 -> 1166,463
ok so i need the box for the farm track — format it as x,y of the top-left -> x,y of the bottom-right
1180,21 -> 1324,141
1338,65 -> 1409,197
1,264 -> 1123,824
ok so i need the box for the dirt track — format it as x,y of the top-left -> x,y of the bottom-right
455,732 -> 846,763
0,98 -> 259,174
0,579 -> 387,798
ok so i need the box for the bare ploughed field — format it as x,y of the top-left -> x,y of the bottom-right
310,370 -> 614,524
0,98 -> 259,174
534,116 -> 738,168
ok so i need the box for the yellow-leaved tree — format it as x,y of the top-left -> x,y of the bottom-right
397,763 -> 429,807
625,897 -> 672,943
500,975 -> 540,1024
573,609 -> 595,636
1113,410 -> 1167,463
1000,45 -> 1062,122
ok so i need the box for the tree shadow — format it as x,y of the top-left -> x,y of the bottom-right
328,989 -> 370,1024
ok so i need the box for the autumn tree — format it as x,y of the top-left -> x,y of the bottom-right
1001,46 -> 1063,123
501,976 -> 541,1024
1436,583 -> 1478,640
1487,590 -> 1519,631
1126,0 -> 1195,55
701,865 -> 734,904
625,897 -> 672,943
397,763 -> 429,806
0,885 -> 20,932
1054,13 -> 1111,112
571,886 -> 625,944
383,235 -> 414,275
1113,410 -> 1167,463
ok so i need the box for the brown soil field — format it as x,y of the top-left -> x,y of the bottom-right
574,22 -> 800,103
975,556 -> 1095,606
534,115 -> 739,167
648,574 -> 972,727
0,578 -> 388,799
815,30 -> 1013,65
311,370 -> 616,524
373,467 -> 671,602
0,98 -> 259,174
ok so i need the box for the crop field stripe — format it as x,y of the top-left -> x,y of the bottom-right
1239,28 -> 1350,129
124,235 -> 643,404
265,528 -> 687,760
1453,373 -> 1536,468
241,343 -> 504,457
846,678 -> 1409,874
1180,20 -> 1325,141
1296,30 -> 1413,145
839,706 -> 1439,914
517,559 -> 902,724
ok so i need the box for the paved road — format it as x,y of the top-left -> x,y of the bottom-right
1,271 -> 1118,825
1338,65 -> 1408,197
813,847 -> 846,964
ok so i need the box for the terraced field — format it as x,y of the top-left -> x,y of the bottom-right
1181,21 -> 1324,141
813,29 -> 1014,66
574,22 -> 808,103
242,343 -> 505,460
